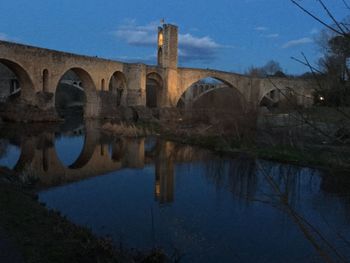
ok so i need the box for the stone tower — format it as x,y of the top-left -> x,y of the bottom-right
157,24 -> 178,69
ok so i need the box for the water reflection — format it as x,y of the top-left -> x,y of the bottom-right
0,121 -> 350,262
0,139 -> 20,169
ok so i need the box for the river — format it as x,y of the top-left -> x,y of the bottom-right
0,120 -> 349,262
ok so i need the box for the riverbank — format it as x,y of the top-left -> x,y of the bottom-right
147,107 -> 350,173
98,118 -> 350,173
0,175 -> 167,263
159,132 -> 350,174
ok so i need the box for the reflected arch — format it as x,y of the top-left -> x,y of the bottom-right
0,139 -> 21,170
108,71 -> 127,106
146,72 -> 163,108
54,133 -> 86,168
54,125 -> 99,170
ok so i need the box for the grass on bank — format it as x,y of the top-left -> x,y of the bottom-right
162,132 -> 350,173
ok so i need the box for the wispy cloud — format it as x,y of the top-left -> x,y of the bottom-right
254,26 -> 268,31
0,32 -> 22,43
178,33 -> 223,62
310,28 -> 319,35
112,20 -> 232,63
116,54 -> 157,64
112,20 -> 158,46
282,37 -> 313,49
0,32 -> 9,41
265,33 -> 279,38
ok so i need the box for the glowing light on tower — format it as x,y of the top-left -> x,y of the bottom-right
158,32 -> 163,47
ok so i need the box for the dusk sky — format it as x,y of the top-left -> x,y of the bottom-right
0,0 -> 348,74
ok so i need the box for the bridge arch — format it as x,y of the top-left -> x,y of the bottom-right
55,67 -> 98,118
146,72 -> 163,108
177,76 -> 246,113
0,58 -> 35,100
258,86 -> 297,110
109,71 -> 127,106
55,67 -> 96,92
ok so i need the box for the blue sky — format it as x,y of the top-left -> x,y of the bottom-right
0,0 -> 348,74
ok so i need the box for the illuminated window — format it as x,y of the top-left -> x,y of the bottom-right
158,33 -> 163,46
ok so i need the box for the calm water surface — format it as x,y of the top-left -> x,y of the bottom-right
1,121 -> 350,263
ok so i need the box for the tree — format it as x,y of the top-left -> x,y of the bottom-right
315,28 -> 350,106
246,60 -> 284,77
246,66 -> 266,77
291,0 -> 350,106
262,60 -> 283,76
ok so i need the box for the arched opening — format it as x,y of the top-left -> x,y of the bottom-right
146,72 -> 163,108
176,77 -> 248,136
101,79 -> 105,91
109,71 -> 127,107
55,68 -> 95,120
0,59 -> 34,104
157,47 -> 163,66
43,69 -> 49,92
259,88 -> 298,113
177,77 -> 245,112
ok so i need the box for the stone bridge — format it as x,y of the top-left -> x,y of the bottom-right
0,23 -> 314,120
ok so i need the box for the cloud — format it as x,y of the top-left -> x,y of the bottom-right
112,20 -> 158,46
282,37 -> 313,48
116,54 -> 157,64
265,33 -> 279,38
0,32 -> 9,41
254,26 -> 268,31
0,32 -> 22,43
112,20 -> 231,63
310,28 -> 319,35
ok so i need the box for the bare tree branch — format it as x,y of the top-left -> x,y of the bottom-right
317,0 -> 348,35
290,0 -> 346,36
342,0 -> 350,10
291,56 -> 323,74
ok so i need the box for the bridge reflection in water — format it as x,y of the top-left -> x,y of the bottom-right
1,123 -> 350,262
4,123 -> 216,204
2,122 -> 350,209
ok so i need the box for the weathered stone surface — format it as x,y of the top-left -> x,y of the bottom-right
156,107 -> 182,121
0,101 -> 62,123
35,91 -> 54,108
130,106 -> 157,122
119,107 -> 134,122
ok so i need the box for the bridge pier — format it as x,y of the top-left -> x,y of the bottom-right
126,64 -> 146,106
162,68 -> 179,107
